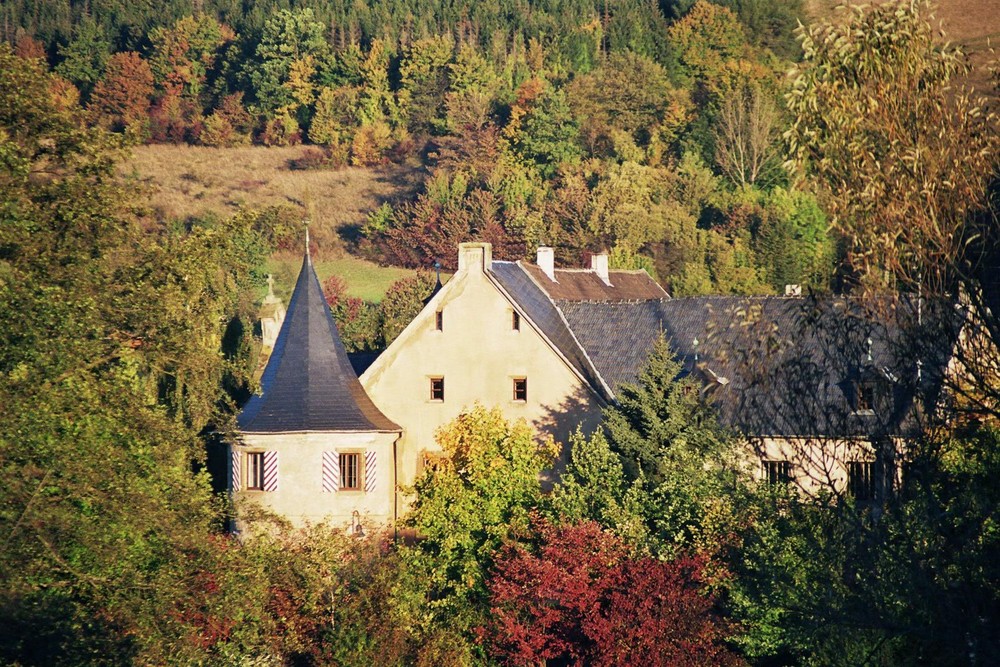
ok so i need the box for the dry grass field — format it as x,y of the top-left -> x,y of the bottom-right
124,144 -> 425,253
124,144 -> 427,299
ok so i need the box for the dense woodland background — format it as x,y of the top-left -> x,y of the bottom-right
1,1 -> 999,665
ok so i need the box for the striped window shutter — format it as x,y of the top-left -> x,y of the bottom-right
231,448 -> 241,492
364,451 -> 377,493
262,451 -> 278,491
322,451 -> 339,492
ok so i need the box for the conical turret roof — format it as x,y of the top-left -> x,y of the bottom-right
238,254 -> 399,433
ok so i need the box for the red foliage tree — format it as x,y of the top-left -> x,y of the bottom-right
14,34 -> 47,61
484,520 -> 742,667
89,51 -> 154,133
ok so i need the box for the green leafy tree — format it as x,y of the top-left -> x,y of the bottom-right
249,9 -> 328,115
405,405 -> 558,630
513,86 -> 581,178
399,36 -> 454,135
54,18 -> 110,98
601,336 -> 750,555
379,272 -> 437,345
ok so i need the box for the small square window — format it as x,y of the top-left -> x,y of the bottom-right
247,452 -> 265,490
419,451 -> 448,475
513,377 -> 527,402
430,377 -> 445,401
762,460 -> 791,485
340,452 -> 360,490
435,310 -> 443,331
512,311 -> 521,331
848,461 -> 875,500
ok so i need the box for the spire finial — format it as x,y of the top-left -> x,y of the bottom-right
305,219 -> 311,261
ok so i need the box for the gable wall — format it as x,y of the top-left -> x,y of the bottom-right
361,248 -> 604,498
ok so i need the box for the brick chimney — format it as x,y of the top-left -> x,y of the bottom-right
537,246 -> 555,281
591,252 -> 611,286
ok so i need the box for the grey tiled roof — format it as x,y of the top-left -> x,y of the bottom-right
238,255 -> 400,433
560,295 -> 954,438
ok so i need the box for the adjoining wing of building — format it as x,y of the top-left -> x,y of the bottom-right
234,241 -> 958,529
362,243 -> 957,506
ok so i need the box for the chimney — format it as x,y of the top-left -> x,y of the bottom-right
591,252 -> 611,286
537,246 -> 555,281
784,284 -> 802,297
458,242 -> 492,273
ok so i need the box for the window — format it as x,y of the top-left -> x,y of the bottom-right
513,377 -> 528,402
430,377 -> 445,401
856,382 -> 876,412
419,451 -> 448,475
511,311 -> 521,331
848,461 -> 875,500
247,452 -> 265,490
435,310 -> 443,331
340,452 -> 361,491
762,460 -> 792,485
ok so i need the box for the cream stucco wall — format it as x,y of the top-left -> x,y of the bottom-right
232,430 -> 399,531
361,243 -> 604,499
754,435 -> 898,497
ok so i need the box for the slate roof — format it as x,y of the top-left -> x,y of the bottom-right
560,295 -> 956,438
487,251 -> 954,439
238,254 -> 400,433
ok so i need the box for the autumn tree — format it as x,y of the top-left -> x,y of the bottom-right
88,51 -> 154,134
714,84 -> 782,187
786,0 -> 997,296
148,14 -> 233,103
565,51 -> 676,156
484,519 -> 741,666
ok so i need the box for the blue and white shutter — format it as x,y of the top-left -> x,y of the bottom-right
231,448 -> 241,492
262,451 -> 278,491
322,451 -> 339,492
364,451 -> 377,493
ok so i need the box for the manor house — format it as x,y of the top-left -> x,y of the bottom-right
230,242 -> 948,529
